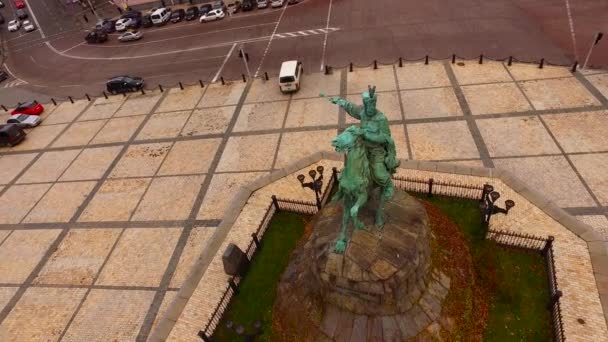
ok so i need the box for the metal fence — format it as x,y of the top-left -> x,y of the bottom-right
392,175 -> 485,200
198,166 -> 565,341
486,229 -> 565,341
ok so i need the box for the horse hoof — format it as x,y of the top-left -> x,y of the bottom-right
334,240 -> 347,253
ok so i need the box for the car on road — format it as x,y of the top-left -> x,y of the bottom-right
85,30 -> 108,44
7,114 -> 41,128
23,20 -> 35,32
15,9 -> 27,20
141,15 -> 153,28
12,101 -> 44,115
170,8 -> 185,23
106,75 -> 144,94
95,19 -> 115,33
185,7 -> 199,20
7,20 -> 20,32
257,0 -> 268,8
0,71 -> 8,83
0,124 -> 26,147
271,0 -> 284,8
151,7 -> 171,25
227,1 -> 241,14
118,30 -> 143,42
287,0 -> 299,4
14,0 -> 24,9
242,0 -> 255,11
200,9 -> 225,22
279,60 -> 303,93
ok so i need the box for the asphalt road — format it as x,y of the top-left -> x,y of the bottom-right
0,0 -> 606,105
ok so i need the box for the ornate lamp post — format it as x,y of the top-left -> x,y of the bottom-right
297,165 -> 324,209
224,320 -> 263,341
480,184 -> 515,229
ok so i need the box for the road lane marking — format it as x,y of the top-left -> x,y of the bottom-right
22,0 -> 46,39
2,63 -> 27,86
212,44 -> 237,83
253,4 -> 288,78
61,41 -> 85,53
320,0 -> 333,71
43,27 -> 339,61
563,0 -> 578,59
1,79 -> 26,88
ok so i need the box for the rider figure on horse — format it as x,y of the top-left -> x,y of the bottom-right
329,85 -> 400,210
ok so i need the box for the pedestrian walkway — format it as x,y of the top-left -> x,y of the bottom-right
0,60 -> 606,340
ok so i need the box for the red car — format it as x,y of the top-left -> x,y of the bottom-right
14,0 -> 25,8
11,101 -> 43,115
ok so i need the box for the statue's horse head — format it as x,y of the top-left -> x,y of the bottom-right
332,126 -> 363,153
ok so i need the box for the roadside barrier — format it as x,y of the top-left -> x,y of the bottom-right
0,55 -> 584,111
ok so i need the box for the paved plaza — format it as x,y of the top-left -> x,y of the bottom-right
0,60 -> 607,340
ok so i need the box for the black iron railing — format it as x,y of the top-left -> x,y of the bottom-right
486,229 -> 565,341
392,175 -> 485,199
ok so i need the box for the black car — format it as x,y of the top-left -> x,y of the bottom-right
242,0 -> 255,11
141,15 -> 153,28
122,10 -> 142,19
185,6 -> 199,20
287,0 -> 299,4
85,30 -> 108,44
170,9 -> 185,23
199,4 -> 212,15
16,9 -> 27,20
0,124 -> 26,147
0,13 -> 5,25
127,17 -> 142,29
106,75 -> 144,94
0,71 -> 8,83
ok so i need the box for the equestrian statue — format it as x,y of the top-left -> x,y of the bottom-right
322,85 -> 400,253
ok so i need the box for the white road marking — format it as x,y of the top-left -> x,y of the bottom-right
212,43 -> 237,83
320,0 -> 333,71
253,4 -> 288,78
61,41 -> 85,53
2,63 -> 26,85
563,0 -> 578,59
22,0 -> 46,39
1,79 -> 26,88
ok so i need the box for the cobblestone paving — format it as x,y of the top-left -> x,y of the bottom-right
0,61 -> 607,340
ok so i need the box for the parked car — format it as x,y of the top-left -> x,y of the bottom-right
95,19 -> 115,33
7,20 -> 20,32
279,60 -> 303,93
227,1 -> 241,14
0,1 -> 4,8
150,7 -> 171,25
287,0 -> 298,4
23,20 -> 35,32
185,6 -> 199,20
212,1 -> 226,10
199,4 -> 212,15
7,114 -> 41,128
170,8 -> 185,23
118,30 -> 143,42
106,75 -> 144,94
14,0 -> 24,9
257,0 -> 268,8
0,71 -> 8,83
242,0 -> 255,11
12,101 -> 44,115
115,17 -> 137,31
0,13 -> 5,25
85,30 -> 108,43
15,9 -> 27,20
141,15 -> 153,28
0,124 -> 26,147
200,9 -> 225,22
271,0 -> 284,7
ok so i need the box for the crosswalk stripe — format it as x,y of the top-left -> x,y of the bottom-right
274,27 -> 341,40
1,80 -> 26,88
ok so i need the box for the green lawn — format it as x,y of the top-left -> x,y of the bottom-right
422,195 -> 552,341
212,211 -> 308,342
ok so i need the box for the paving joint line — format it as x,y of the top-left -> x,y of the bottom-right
443,61 -> 494,168
574,72 -> 608,106
392,64 -> 413,159
270,93 -> 294,170
0,219 -> 222,231
137,80 -> 254,341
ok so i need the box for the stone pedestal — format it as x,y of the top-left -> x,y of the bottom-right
273,191 -> 454,341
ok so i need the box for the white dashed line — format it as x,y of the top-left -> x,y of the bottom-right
563,0 -> 578,59
253,4 -> 288,78
320,0 -> 333,71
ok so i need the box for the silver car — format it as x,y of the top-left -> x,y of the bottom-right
118,30 -> 143,42
7,114 -> 41,128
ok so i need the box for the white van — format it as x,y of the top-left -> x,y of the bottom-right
150,8 -> 170,25
279,60 -> 303,93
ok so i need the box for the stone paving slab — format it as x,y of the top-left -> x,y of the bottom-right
0,61 -> 608,341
